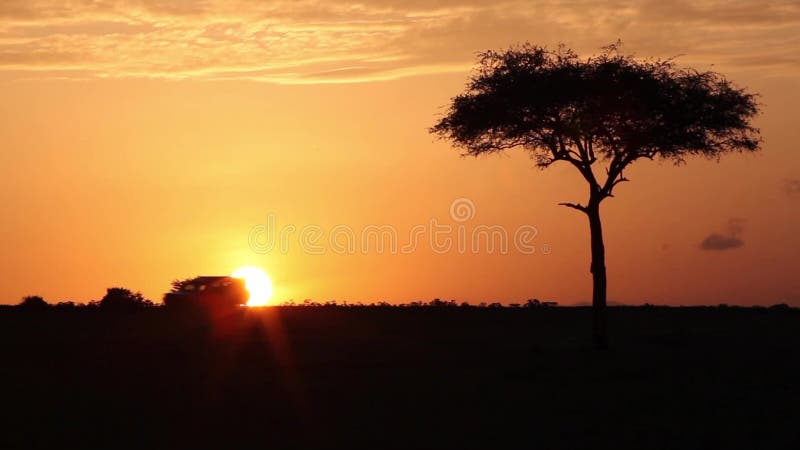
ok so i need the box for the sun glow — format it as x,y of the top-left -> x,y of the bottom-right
232,266 -> 274,306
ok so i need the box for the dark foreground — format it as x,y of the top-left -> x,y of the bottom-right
1,306 -> 798,449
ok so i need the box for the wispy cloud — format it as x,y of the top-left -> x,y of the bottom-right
0,0 -> 798,83
700,218 -> 746,251
783,178 -> 800,196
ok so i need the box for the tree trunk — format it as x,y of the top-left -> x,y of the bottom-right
587,203 -> 608,349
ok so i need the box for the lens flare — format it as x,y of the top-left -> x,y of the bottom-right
232,266 -> 274,306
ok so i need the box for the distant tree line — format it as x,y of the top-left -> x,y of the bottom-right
12,291 -> 562,311
273,298 -> 559,308
10,292 -> 796,311
15,288 -> 155,312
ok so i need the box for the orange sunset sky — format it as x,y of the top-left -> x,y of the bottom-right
1,0 -> 798,306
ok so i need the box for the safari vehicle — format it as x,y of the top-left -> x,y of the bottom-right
163,276 -> 247,310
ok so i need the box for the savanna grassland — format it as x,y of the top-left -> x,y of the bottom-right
1,305 -> 798,449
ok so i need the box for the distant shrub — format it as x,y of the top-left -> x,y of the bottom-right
522,299 -> 558,308
98,288 -> 154,312
54,301 -> 78,311
429,299 -> 458,307
769,303 -> 791,310
18,295 -> 49,311
169,278 -> 197,293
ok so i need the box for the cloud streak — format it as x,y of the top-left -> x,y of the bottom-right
700,218 -> 746,251
0,0 -> 798,83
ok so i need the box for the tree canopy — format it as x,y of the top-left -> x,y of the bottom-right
431,43 -> 761,208
98,287 -> 154,311
18,295 -> 49,310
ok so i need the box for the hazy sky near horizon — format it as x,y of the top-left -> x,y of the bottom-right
1,0 -> 799,305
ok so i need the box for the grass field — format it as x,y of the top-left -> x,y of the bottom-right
1,305 -> 798,449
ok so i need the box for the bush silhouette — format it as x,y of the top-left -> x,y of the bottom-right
98,287 -> 154,312
18,295 -> 49,311
54,301 -> 78,311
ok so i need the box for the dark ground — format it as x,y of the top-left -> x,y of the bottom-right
1,305 -> 798,449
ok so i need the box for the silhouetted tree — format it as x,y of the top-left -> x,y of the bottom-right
170,278 -> 196,293
54,301 -> 78,311
99,287 -> 154,312
429,298 -> 458,307
431,43 -> 761,348
524,299 -> 542,308
18,295 -> 49,311
769,303 -> 791,310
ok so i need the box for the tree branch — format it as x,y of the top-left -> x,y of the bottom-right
605,175 -> 630,197
601,150 -> 637,197
559,202 -> 588,213
549,134 -> 601,192
586,137 -> 596,163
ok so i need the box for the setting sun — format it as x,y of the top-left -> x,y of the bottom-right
232,267 -> 274,306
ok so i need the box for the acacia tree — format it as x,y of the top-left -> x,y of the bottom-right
431,44 -> 760,348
